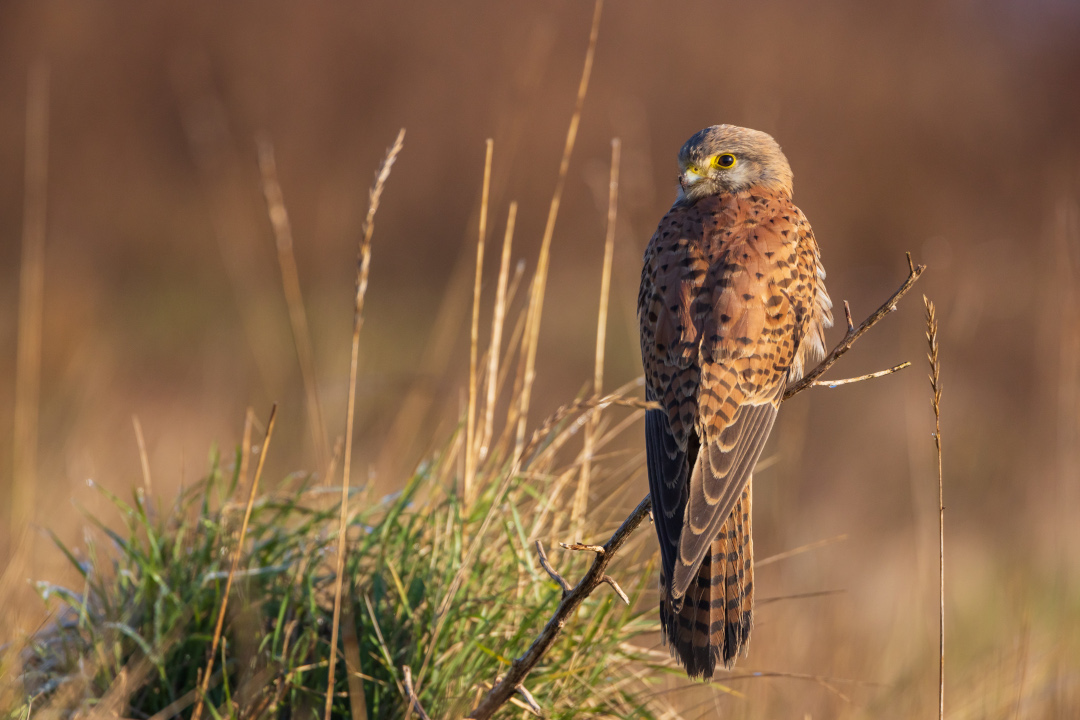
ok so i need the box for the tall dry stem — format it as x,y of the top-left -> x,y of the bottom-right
465,139 -> 494,505
258,138 -> 330,472
324,129 -> 405,720
375,230 -> 473,478
132,415 -> 153,497
170,54 -> 285,394
2,63 -> 49,668
925,295 -> 944,720
479,202 -> 518,461
574,137 -> 620,526
239,407 -> 255,486
514,0 -> 604,458
12,62 -> 49,541
191,404 -> 278,720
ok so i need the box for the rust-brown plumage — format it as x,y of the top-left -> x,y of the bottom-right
638,125 -> 832,679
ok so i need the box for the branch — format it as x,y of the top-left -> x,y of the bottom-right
783,253 -> 925,400
468,256 -> 925,719
600,575 -> 629,605
535,540 -> 572,594
559,542 -> 604,554
515,684 -> 543,716
810,361 -> 910,387
467,497 -> 651,719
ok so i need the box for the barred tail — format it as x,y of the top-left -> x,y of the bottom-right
659,483 -> 754,679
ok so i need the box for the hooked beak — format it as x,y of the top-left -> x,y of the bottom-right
679,168 -> 705,189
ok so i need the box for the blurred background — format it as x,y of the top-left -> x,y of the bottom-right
2,0 -> 1079,716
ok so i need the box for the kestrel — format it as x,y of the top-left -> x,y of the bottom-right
638,125 -> 833,679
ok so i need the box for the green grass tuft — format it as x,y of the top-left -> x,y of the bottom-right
17,423 -> 662,719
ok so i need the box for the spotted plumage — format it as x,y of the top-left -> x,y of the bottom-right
638,125 -> 832,679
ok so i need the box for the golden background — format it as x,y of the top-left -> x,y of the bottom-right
1,1 -> 1078,716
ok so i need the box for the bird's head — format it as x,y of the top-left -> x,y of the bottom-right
676,124 -> 794,203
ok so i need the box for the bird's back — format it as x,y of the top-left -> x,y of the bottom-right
639,187 -> 831,678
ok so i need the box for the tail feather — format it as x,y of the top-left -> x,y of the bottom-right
660,483 -> 754,679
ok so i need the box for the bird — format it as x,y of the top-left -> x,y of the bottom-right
638,125 -> 833,679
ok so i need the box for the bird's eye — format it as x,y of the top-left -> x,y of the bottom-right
712,153 -> 737,169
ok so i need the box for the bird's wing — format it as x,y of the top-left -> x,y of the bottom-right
639,201 -> 710,585
642,191 -> 821,602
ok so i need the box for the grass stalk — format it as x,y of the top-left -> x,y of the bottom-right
132,415 -> 153,497
2,63 -> 49,675
479,202 -> 518,462
375,236 -> 472,480
324,129 -> 405,720
465,139 -> 494,506
924,295 -> 944,720
191,403 -> 278,720
514,0 -> 604,457
257,138 -> 330,472
11,61 -> 49,541
170,56 -> 285,395
341,588 -> 370,720
574,137 -> 620,527
239,407 -> 255,486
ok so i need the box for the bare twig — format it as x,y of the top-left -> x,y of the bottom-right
784,253 -> 925,400
467,495 -> 649,719
325,128 -> 405,720
559,543 -> 605,555
515,684 -> 543,716
468,256 -> 925,719
601,575 -> 629,605
257,138 -> 330,472
925,295 -> 944,720
810,361 -> 910,387
402,666 -> 432,720
192,404 -> 278,720
535,541 -> 572,594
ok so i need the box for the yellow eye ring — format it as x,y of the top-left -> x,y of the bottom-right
712,153 -> 737,169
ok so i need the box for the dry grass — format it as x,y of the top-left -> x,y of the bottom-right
257,139 -> 330,474
464,138 -> 494,507
326,128 -> 407,720
3,3 -> 1080,719
925,296 -> 944,720
191,404 -> 278,720
514,0 -> 604,460
574,137 -> 620,529
7,265 -> 667,718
